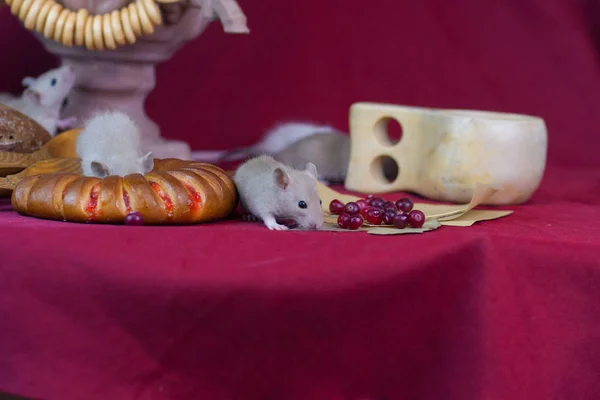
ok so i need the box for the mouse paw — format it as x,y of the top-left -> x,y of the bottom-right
265,222 -> 289,231
261,215 -> 289,231
56,116 -> 78,130
242,213 -> 261,222
262,216 -> 289,230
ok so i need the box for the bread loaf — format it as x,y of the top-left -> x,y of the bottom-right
0,104 -> 51,153
11,158 -> 238,225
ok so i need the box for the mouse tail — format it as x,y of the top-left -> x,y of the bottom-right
216,146 -> 267,162
190,150 -> 230,162
190,147 -> 258,162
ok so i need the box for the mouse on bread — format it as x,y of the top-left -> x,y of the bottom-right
0,65 -> 77,136
76,110 -> 154,178
233,155 -> 324,231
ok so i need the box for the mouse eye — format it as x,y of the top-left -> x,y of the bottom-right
50,78 -> 57,86
62,98 -> 68,108
320,199 -> 322,205
298,201 -> 307,209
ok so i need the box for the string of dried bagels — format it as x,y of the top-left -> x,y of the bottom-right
3,0 -> 179,51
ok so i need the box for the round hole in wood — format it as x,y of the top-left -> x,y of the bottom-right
373,117 -> 403,147
370,155 -> 399,184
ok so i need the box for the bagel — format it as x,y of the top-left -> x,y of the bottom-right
11,158 -> 238,225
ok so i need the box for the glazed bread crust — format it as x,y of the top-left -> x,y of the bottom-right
11,158 -> 238,224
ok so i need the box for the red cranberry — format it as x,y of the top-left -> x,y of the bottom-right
365,208 -> 383,225
356,199 -> 369,211
393,213 -> 409,229
348,215 -> 364,230
360,206 -> 373,218
395,197 -> 414,213
365,194 -> 375,204
382,209 -> 397,225
124,212 -> 144,226
407,209 -> 426,228
344,201 -> 360,215
337,213 -> 352,228
329,199 -> 345,215
383,201 -> 397,210
384,205 -> 398,213
370,197 -> 385,209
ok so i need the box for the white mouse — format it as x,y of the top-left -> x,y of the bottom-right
0,65 -> 77,136
76,110 -> 154,178
190,121 -> 341,162
233,155 -> 324,231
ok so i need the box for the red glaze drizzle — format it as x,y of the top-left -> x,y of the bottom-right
183,183 -> 203,212
149,181 -> 174,214
122,189 -> 132,214
85,182 -> 101,219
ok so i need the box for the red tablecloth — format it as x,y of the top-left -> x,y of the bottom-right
1,0 -> 600,399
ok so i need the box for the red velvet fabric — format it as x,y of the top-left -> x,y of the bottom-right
1,0 -> 600,399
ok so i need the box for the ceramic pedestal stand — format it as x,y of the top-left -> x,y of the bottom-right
19,0 -> 249,160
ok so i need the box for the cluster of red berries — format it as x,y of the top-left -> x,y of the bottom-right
329,195 -> 426,230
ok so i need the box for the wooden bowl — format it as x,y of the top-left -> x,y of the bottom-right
345,102 -> 548,205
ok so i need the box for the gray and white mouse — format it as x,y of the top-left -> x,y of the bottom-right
76,110 -> 154,178
270,131 -> 350,184
190,121 -> 340,162
0,65 -> 77,136
271,132 -> 399,184
191,120 -> 398,184
233,155 -> 324,231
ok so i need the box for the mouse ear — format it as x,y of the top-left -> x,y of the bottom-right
273,167 -> 290,190
22,77 -> 35,88
140,152 -> 154,172
24,88 -> 41,104
91,161 -> 110,178
305,162 -> 318,179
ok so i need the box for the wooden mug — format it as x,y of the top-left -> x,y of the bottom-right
345,102 -> 548,205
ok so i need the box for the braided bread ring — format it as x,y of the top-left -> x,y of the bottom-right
7,0 -> 168,51
11,159 -> 238,225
